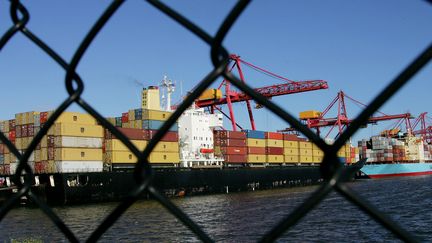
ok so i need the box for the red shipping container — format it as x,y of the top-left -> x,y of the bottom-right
15,125 -> 22,138
265,132 -> 283,140
219,138 -> 246,147
34,162 -> 42,174
41,161 -> 48,173
47,135 -> 55,147
48,147 -> 54,160
40,112 -> 48,124
21,125 -> 28,137
247,147 -> 266,154
106,127 -> 149,140
0,144 -> 4,154
4,165 -> 10,175
224,154 -> 247,163
148,130 -> 178,142
8,131 -> 15,141
213,130 -> 246,140
121,112 -> 129,123
9,120 -> 15,130
219,146 -> 247,155
266,147 -> 284,155
283,134 -> 306,141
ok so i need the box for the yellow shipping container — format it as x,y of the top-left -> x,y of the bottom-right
105,151 -> 136,163
15,113 -> 23,125
246,138 -> 266,147
312,149 -> 323,157
15,138 -> 23,150
299,148 -> 312,156
300,155 -> 313,163
105,139 -> 148,151
337,151 -> 346,157
4,153 -> 10,164
154,141 -> 179,152
284,155 -> 299,163
148,152 -> 180,163
41,148 -> 48,161
128,109 -> 135,121
283,140 -> 299,148
247,154 -> 266,163
122,122 -> 130,128
299,141 -> 313,149
312,156 -> 323,163
198,89 -> 222,101
106,117 -> 116,126
134,120 -> 143,129
47,160 -> 55,173
55,112 -> 97,125
142,109 -> 172,121
54,148 -> 102,161
41,135 -> 48,148
299,110 -> 322,120
266,155 -> 284,163
265,139 -> 283,148
34,150 -> 41,163
26,111 -> 39,124
53,123 -> 103,138
283,147 -> 299,156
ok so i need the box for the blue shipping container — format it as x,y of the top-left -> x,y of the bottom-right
242,129 -> 265,139
134,109 -> 143,120
142,119 -> 178,132
115,117 -> 122,127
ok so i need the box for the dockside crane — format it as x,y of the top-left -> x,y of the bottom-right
194,54 -> 329,131
412,112 -> 432,144
280,90 -> 413,139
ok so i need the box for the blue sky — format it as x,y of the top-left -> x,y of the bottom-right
0,1 -> 431,142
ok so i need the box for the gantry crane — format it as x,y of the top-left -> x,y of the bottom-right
280,90 -> 413,138
194,54 -> 329,131
412,112 -> 432,144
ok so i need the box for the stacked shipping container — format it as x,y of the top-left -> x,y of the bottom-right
265,132 -> 284,163
214,130 -> 247,163
244,130 -> 266,163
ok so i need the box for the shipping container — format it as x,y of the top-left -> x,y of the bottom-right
142,109 -> 172,121
104,151 -> 137,163
148,130 -> 179,142
242,130 -> 265,139
266,155 -> 284,163
266,147 -> 284,155
299,155 -> 313,163
121,112 -> 129,123
284,148 -> 299,156
312,156 -> 323,163
53,123 -> 103,138
128,109 -> 136,121
215,138 -> 246,147
55,112 -> 97,125
299,141 -> 312,149
265,139 -> 283,148
223,154 -> 247,163
299,110 -> 322,119
54,136 -> 103,148
283,140 -> 299,148
105,127 -> 149,140
197,89 -> 222,101
265,132 -> 283,140
284,155 -> 300,163
142,119 -> 178,132
105,139 -> 148,151
246,138 -> 266,147
148,152 -> 180,163
213,130 -> 247,140
299,148 -> 312,156
283,134 -> 306,141
54,148 -> 102,161
247,147 -> 266,154
153,141 -> 179,153
247,154 -> 266,163
214,146 -> 247,155
55,161 -> 103,173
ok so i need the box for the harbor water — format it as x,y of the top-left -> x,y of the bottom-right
1,176 -> 431,242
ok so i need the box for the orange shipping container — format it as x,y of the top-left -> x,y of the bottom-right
265,132 -> 283,140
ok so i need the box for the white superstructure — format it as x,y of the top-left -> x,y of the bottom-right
178,107 -> 224,167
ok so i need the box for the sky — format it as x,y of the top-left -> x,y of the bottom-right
0,0 -> 431,142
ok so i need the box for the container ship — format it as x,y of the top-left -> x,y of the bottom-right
357,133 -> 432,178
0,84 -> 360,205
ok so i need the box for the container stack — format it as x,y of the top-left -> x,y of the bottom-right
298,141 -> 313,163
265,132 -> 284,163
283,134 -> 300,164
405,136 -> 424,161
214,130 -> 247,164
312,143 -> 324,163
424,144 -> 432,162
0,120 -> 11,174
48,112 -> 104,173
104,127 -> 148,165
11,112 -> 38,174
243,130 -> 266,164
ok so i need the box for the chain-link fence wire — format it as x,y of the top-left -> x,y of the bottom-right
0,0 -> 431,242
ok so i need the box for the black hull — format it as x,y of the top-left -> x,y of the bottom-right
1,165 -> 323,205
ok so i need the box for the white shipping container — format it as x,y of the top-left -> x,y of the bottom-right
54,136 -> 102,148
55,160 -> 103,173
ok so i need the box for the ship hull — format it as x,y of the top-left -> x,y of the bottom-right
13,165 -> 322,205
360,162 -> 432,179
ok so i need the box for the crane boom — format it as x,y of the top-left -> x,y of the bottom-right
195,80 -> 328,107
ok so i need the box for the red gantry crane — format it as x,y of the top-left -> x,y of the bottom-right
195,54 -> 329,131
280,90 -> 413,138
412,112 -> 432,144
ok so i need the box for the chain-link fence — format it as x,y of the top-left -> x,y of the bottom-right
1,0 -> 431,242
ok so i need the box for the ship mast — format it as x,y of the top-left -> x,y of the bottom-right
160,75 -> 175,111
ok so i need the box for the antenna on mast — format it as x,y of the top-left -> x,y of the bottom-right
160,75 -> 175,111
